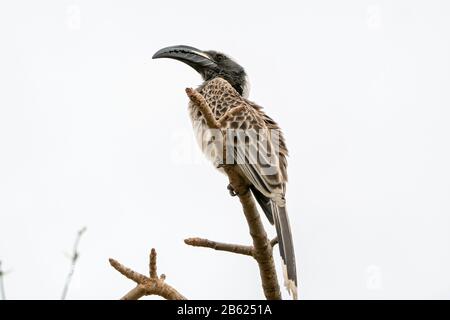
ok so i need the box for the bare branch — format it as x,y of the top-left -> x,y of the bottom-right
109,248 -> 187,300
225,167 -> 282,300
185,237 -> 254,257
109,258 -> 147,284
149,248 -> 157,278
185,88 -> 282,300
185,88 -> 220,128
61,226 -> 87,300
121,285 -> 146,300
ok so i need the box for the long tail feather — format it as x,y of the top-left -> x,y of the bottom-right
272,202 -> 297,299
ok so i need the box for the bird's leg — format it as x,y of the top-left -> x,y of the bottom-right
226,182 -> 250,197
215,161 -> 233,169
215,163 -> 237,196
218,163 -> 250,197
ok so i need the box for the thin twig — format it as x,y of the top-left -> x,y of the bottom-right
185,237 -> 254,256
109,248 -> 186,300
149,249 -> 157,278
61,226 -> 87,300
0,260 -> 5,300
186,86 -> 282,300
109,258 -> 147,284
184,236 -> 278,258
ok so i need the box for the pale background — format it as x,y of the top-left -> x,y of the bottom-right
0,0 -> 449,299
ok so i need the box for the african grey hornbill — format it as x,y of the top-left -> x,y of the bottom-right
153,45 -> 297,299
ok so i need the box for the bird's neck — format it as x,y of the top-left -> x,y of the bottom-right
200,76 -> 250,99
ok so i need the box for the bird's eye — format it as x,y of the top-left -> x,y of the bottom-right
216,54 -> 225,61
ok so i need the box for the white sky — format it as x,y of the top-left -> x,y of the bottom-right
0,0 -> 449,299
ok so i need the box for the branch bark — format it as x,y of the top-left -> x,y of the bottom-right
185,88 -> 282,300
184,237 -> 278,257
109,248 -> 186,300
184,237 -> 254,257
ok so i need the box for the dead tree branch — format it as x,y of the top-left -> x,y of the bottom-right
184,237 -> 279,257
185,237 -> 254,256
61,226 -> 87,300
109,248 -> 186,300
185,88 -> 282,300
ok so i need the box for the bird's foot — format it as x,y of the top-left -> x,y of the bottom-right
216,162 -> 225,169
216,162 -> 232,169
227,184 -> 237,197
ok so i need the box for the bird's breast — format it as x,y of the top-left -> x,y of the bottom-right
188,97 -> 227,169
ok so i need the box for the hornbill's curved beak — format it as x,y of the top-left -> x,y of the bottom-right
152,45 -> 217,74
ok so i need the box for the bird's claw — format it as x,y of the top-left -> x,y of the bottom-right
227,184 -> 237,197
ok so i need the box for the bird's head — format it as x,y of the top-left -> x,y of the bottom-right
152,45 -> 249,98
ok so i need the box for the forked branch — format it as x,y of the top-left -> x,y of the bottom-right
109,248 -> 186,300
